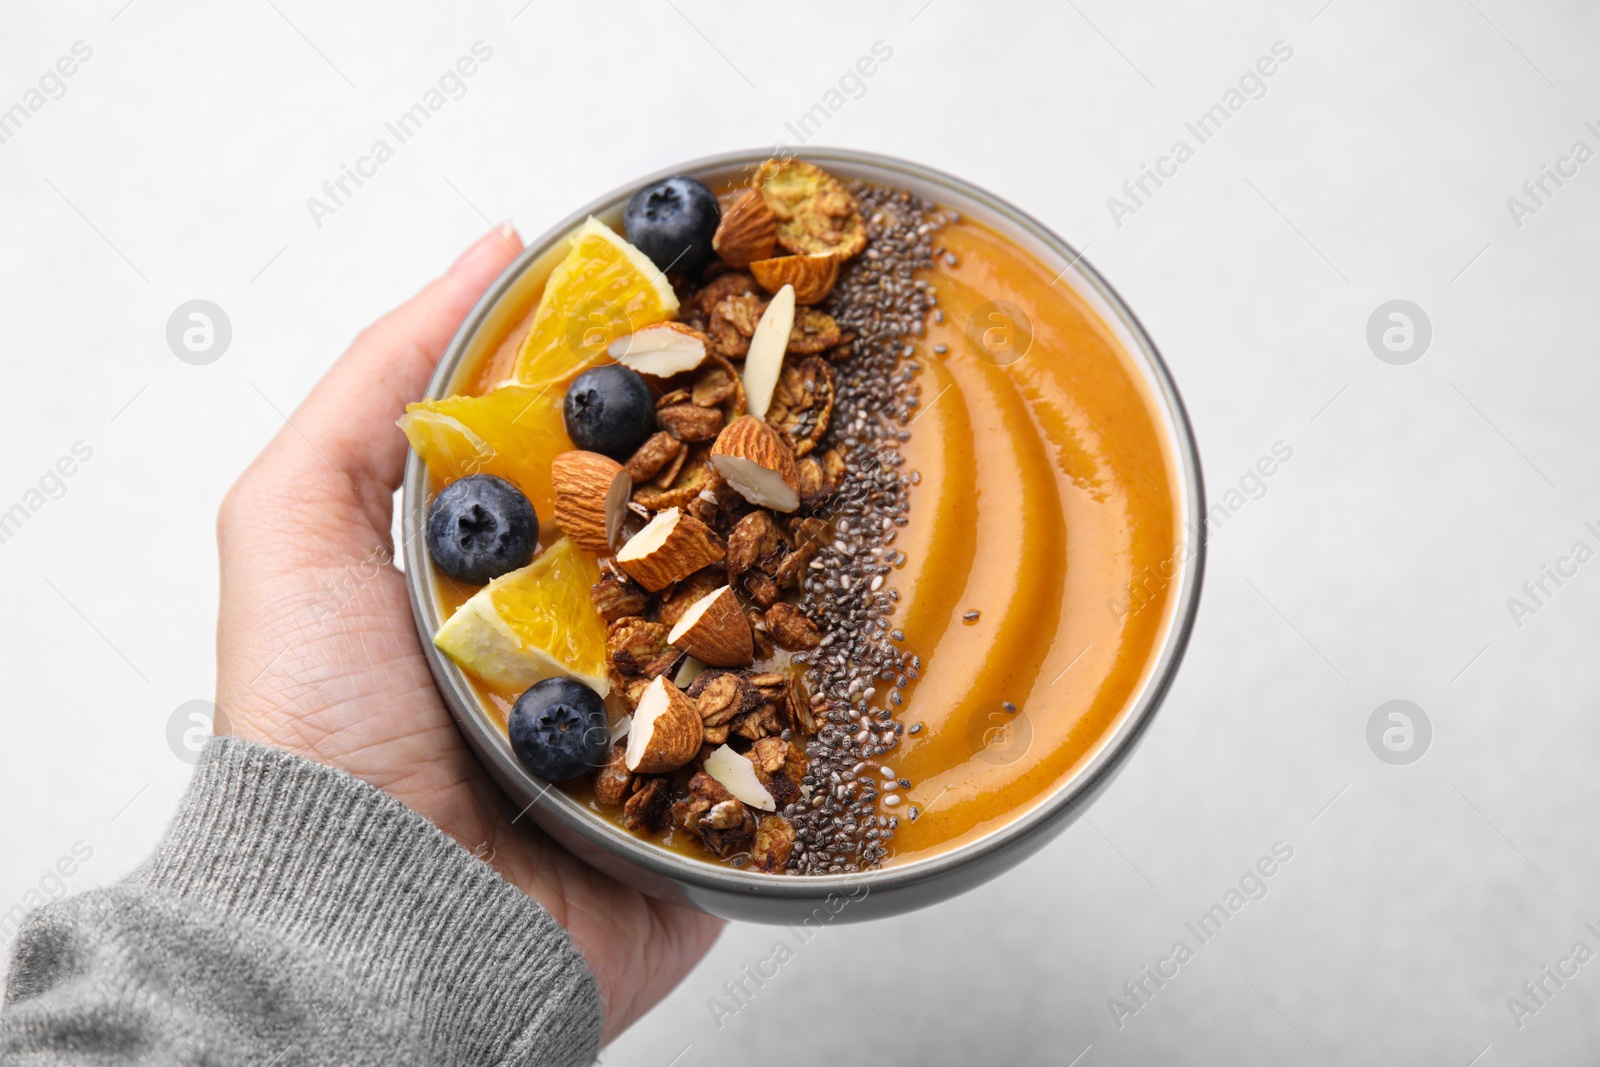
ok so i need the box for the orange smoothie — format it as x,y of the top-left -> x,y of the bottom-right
417,164 -> 1178,873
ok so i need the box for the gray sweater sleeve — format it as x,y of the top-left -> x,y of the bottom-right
0,737 -> 604,1066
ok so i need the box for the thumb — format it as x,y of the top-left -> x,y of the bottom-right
220,223 -> 524,582
282,223 -> 525,510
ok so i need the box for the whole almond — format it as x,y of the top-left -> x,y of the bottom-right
668,585 -> 755,667
749,253 -> 840,305
616,507 -> 727,591
552,451 -> 632,554
710,416 -> 800,513
712,189 -> 779,267
624,676 -> 704,774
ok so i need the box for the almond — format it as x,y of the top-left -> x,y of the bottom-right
607,321 -> 709,378
667,585 -> 754,667
624,676 -> 704,774
615,506 -> 726,591
710,416 -> 800,513
712,189 -> 778,267
674,654 -> 709,688
551,451 -> 633,554
749,253 -> 839,305
742,285 -> 794,419
702,743 -> 777,810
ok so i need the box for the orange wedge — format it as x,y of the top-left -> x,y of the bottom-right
399,385 -> 570,519
432,537 -> 609,696
511,217 -> 679,388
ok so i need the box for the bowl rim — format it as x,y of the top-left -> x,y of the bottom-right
403,146 -> 1207,902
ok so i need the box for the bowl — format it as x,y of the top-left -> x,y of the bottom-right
403,148 -> 1206,924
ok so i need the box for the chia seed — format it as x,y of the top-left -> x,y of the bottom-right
785,184 -> 951,874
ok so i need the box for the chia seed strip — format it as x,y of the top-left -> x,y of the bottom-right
782,186 -> 952,874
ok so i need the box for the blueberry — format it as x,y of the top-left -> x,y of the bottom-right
508,677 -> 610,781
563,364 -> 655,459
623,176 -> 721,273
426,474 -> 538,585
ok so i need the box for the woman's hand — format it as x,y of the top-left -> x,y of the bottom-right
214,224 -> 722,1041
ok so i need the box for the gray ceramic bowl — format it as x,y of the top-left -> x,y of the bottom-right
403,148 -> 1205,924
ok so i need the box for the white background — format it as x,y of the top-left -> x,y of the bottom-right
3,1 -> 1599,1063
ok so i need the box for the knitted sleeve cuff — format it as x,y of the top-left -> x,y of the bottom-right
136,736 -> 603,1066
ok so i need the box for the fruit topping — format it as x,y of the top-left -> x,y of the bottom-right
425,474 -> 538,585
749,253 -> 839,305
623,176 -> 721,273
710,416 -> 800,513
667,585 -> 755,667
740,285 -> 795,418
513,217 -> 679,388
508,676 -> 611,781
432,537 -> 609,695
753,158 -> 868,259
399,385 -> 570,519
711,188 -> 779,267
615,506 -> 726,591
624,676 -> 704,773
563,364 -> 656,460
607,321 -> 709,378
550,451 -> 632,555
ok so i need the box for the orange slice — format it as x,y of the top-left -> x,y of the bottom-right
432,537 -> 609,696
399,385 -> 570,519
511,217 -> 679,388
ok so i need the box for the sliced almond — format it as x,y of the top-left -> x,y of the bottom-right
551,451 -> 633,554
667,585 -> 754,667
749,253 -> 839,305
674,654 -> 709,688
703,743 -> 777,811
624,676 -> 703,774
615,506 -> 726,592
742,284 -> 795,419
710,416 -> 800,513
607,321 -> 709,378
712,189 -> 778,267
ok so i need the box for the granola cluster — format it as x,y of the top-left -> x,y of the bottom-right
558,159 -> 944,874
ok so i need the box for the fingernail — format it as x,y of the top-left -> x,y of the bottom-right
453,221 -> 519,270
